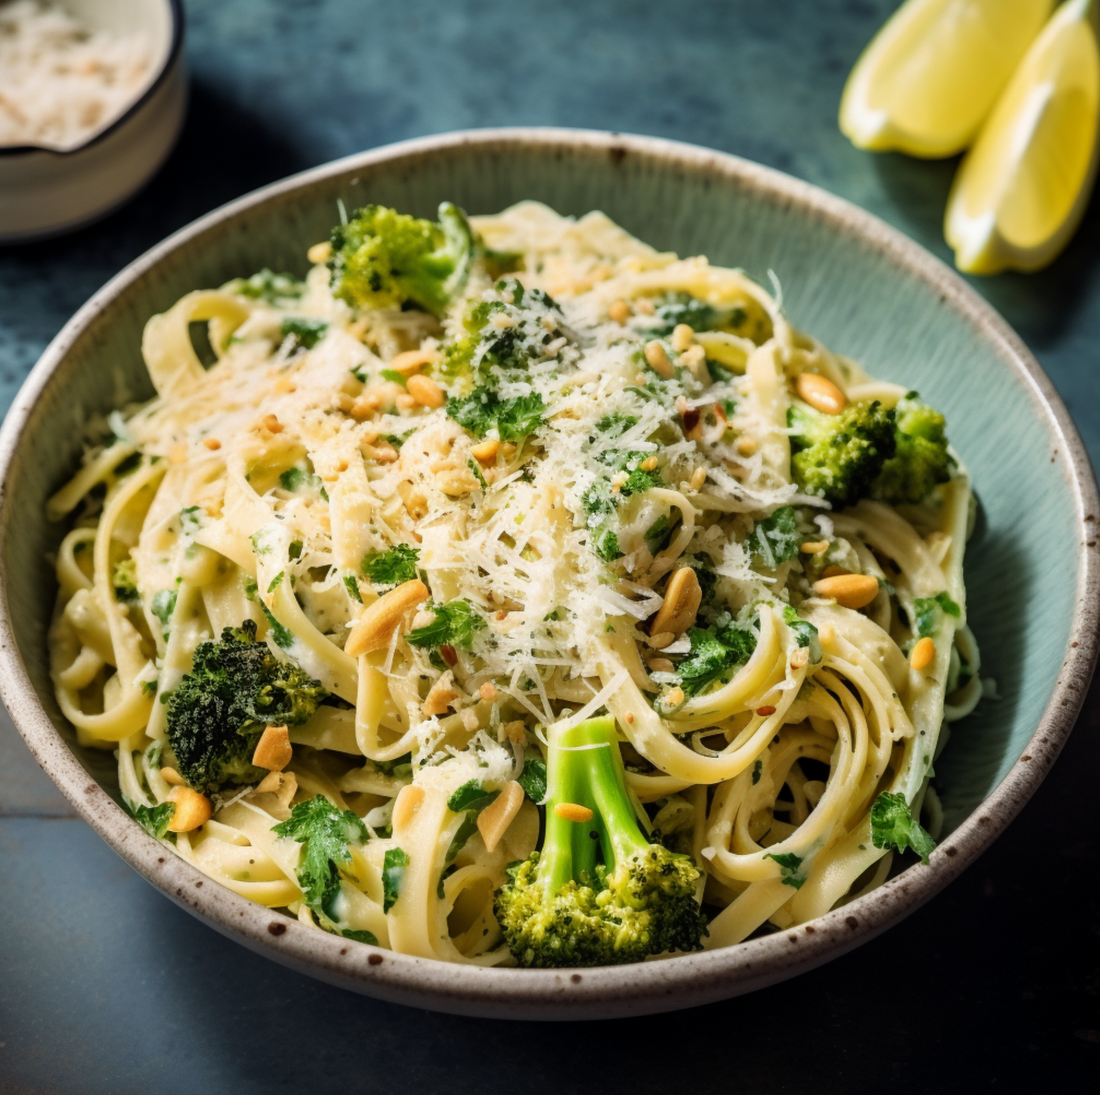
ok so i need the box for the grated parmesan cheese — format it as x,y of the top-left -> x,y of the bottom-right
0,1 -> 151,149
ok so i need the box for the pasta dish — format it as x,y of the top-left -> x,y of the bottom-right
47,201 -> 982,967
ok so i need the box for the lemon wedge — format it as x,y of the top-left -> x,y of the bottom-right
945,0 -> 1100,274
840,0 -> 1055,157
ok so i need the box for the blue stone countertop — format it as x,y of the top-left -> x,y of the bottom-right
1,1 -> 1098,1089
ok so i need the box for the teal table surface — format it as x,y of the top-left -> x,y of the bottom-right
2,1 -> 1098,1090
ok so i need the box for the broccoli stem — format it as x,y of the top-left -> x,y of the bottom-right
538,716 -> 647,893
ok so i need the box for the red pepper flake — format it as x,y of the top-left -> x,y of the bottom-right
440,644 -> 458,666
681,407 -> 700,435
756,705 -> 777,717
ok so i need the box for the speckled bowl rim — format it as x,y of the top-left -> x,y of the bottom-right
1,129 -> 1097,1020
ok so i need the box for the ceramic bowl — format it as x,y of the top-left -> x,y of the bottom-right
0,129 -> 1096,1019
0,0 -> 186,243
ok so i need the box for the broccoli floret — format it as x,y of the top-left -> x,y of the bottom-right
165,620 -> 328,793
872,395 -> 954,505
495,716 -> 708,968
328,202 -> 473,316
788,398 -> 896,508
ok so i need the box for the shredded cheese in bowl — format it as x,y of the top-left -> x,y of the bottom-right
0,0 -> 151,150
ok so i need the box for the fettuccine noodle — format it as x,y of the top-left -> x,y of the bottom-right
47,202 -> 983,964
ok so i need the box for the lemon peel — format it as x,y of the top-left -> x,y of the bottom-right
840,0 -> 1055,158
945,0 -> 1100,274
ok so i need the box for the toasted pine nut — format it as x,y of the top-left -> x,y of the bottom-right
608,299 -> 631,324
666,686 -> 686,707
395,393 -> 417,410
345,579 -> 430,656
262,413 -> 283,434
671,323 -> 695,353
644,340 -> 674,379
651,568 -> 703,637
202,437 -> 221,450
790,647 -> 810,670
388,349 -> 439,375
160,766 -> 185,786
362,440 -> 399,464
679,344 -> 708,378
634,298 -> 655,315
471,439 -> 500,464
166,786 -> 212,833
639,455 -> 659,472
252,724 -> 292,771
350,392 -> 384,419
255,770 -> 284,795
479,681 -> 498,702
756,705 -> 777,717
796,372 -> 847,415
478,781 -> 525,852
406,374 -> 445,408
812,573 -> 880,610
554,802 -> 594,823
307,241 -> 332,264
647,658 -> 675,674
423,675 -> 460,716
910,636 -> 936,672
690,466 -> 707,490
736,435 -> 758,456
800,540 -> 829,554
399,486 -> 428,520
392,785 -> 425,830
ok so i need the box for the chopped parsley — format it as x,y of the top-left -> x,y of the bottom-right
260,604 -> 294,650
226,269 -> 304,303
870,792 -> 936,864
765,851 -> 806,889
517,755 -> 547,803
676,623 -> 758,697
362,544 -> 420,588
279,316 -> 325,352
122,795 -> 176,840
112,558 -> 139,602
406,600 -> 485,650
590,525 -> 623,563
745,506 -> 800,568
342,929 -> 379,945
447,388 -> 546,442
447,780 -> 498,813
783,605 -> 822,662
272,795 -> 369,917
343,574 -> 363,603
912,592 -> 961,638
382,847 -> 410,913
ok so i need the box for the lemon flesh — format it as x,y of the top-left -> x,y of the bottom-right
840,0 -> 1055,158
945,0 -> 1100,274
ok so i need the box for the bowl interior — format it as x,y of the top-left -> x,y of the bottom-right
0,132 -> 1092,1016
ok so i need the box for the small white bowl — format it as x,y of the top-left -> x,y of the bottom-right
0,0 -> 186,243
